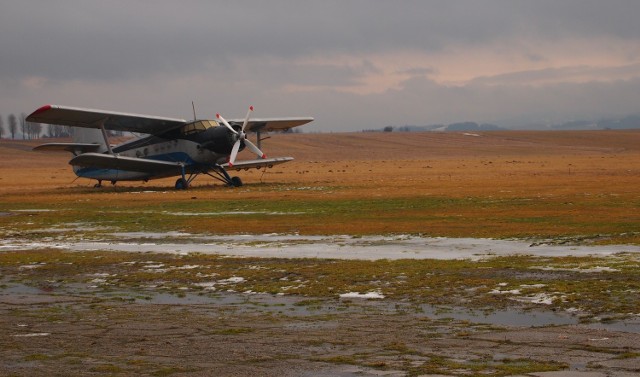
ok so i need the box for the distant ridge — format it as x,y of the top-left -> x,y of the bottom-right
371,114 -> 640,132
367,122 -> 506,133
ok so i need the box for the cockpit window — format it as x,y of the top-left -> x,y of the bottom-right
180,120 -> 219,135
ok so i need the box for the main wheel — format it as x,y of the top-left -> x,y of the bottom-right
230,176 -> 243,187
175,178 -> 189,190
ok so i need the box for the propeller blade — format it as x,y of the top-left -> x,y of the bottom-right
244,139 -> 267,159
220,106 -> 265,166
241,106 -> 254,132
216,113 -> 237,134
228,140 -> 241,167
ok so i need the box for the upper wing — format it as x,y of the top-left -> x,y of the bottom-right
26,104 -> 186,135
27,105 -> 312,134
228,117 -> 314,133
70,153 -> 184,173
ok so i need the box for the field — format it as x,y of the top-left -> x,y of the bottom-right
2,131 -> 640,240
1,130 -> 640,376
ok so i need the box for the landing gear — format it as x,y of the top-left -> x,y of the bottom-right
200,164 -> 244,187
175,178 -> 189,190
172,164 -> 243,189
93,180 -> 116,188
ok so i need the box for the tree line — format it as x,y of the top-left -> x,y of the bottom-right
0,113 -> 71,140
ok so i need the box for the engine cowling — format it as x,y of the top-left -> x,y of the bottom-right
197,125 -> 245,155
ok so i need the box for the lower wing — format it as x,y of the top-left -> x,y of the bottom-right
70,153 -> 293,173
69,153 -> 184,174
222,157 -> 294,171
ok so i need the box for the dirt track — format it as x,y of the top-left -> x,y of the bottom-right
1,131 -> 640,376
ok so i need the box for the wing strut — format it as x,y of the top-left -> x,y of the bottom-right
96,118 -> 114,154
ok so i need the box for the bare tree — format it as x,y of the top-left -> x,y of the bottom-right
20,113 -> 26,139
30,122 -> 42,139
17,112 -> 42,139
8,114 -> 17,139
0,115 -> 4,139
48,124 -> 71,138
31,122 -> 42,139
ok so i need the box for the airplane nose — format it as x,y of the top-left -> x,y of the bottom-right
199,126 -> 243,155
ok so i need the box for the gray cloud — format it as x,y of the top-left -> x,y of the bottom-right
6,1 -> 637,81
469,63 -> 640,86
2,1 -> 640,132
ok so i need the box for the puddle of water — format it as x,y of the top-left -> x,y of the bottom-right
2,282 -> 638,333
420,305 -> 577,327
583,320 -> 640,333
4,233 -> 640,260
2,284 -> 44,295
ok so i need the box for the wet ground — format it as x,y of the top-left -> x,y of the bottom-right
2,282 -> 640,377
2,230 -> 640,375
4,231 -> 640,260
2,220 -> 640,376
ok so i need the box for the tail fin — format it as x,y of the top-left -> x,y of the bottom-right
72,128 -> 109,154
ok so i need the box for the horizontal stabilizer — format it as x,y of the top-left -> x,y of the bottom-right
222,157 -> 294,171
33,143 -> 102,154
70,153 -> 184,174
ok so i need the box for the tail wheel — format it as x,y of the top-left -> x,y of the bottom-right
231,176 -> 243,187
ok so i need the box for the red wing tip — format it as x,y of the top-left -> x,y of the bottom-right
261,154 -> 267,159
33,104 -> 52,114
216,113 -> 221,118
249,106 -> 254,111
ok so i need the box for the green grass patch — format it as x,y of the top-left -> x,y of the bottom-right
2,250 -> 639,318
2,190 -> 638,241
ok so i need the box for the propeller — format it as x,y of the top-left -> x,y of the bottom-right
216,106 -> 266,167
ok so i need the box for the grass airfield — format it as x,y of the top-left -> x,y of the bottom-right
1,130 -> 640,376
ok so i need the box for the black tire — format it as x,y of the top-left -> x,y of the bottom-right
230,176 -> 243,187
175,178 -> 189,190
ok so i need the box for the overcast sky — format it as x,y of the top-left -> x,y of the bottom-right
2,1 -> 640,132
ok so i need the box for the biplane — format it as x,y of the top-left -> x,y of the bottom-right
27,104 -> 313,189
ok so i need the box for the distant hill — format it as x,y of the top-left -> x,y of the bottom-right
371,114 -> 640,132
549,115 -> 640,130
443,122 -> 505,132
370,122 -> 506,133
596,115 -> 640,130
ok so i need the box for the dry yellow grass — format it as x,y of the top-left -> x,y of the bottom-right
1,130 -> 639,241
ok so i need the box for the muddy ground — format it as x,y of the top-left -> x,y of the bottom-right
2,283 -> 639,377
1,131 -> 640,376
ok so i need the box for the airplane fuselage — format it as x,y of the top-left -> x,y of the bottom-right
73,121 -> 240,182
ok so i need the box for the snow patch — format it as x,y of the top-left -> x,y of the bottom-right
339,291 -> 385,299
13,333 -> 51,337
